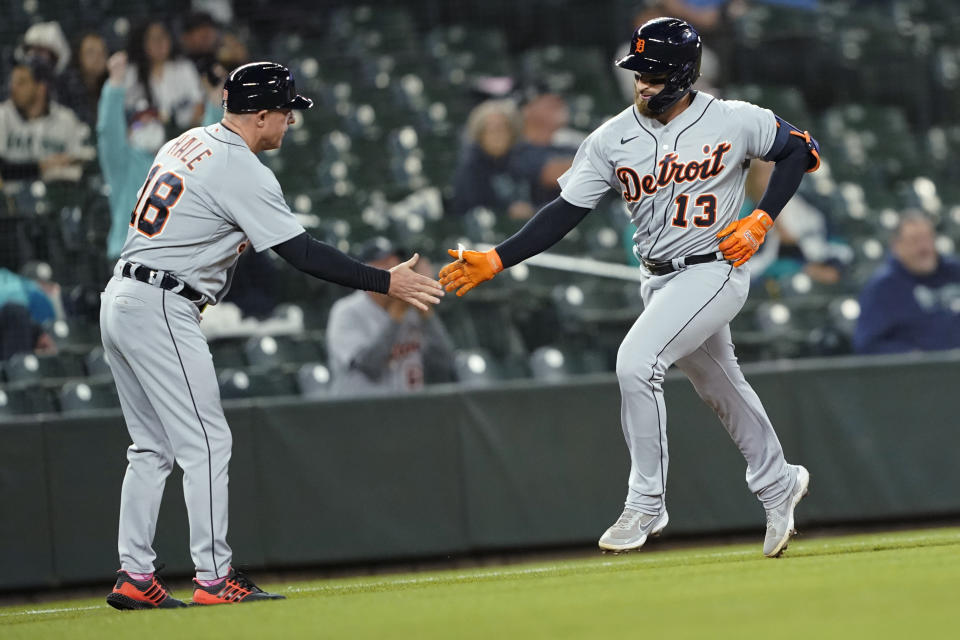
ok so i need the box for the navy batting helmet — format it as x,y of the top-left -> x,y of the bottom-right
222,61 -> 313,113
615,17 -> 701,115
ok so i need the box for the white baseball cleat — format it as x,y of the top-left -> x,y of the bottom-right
763,465 -> 810,558
598,508 -> 669,553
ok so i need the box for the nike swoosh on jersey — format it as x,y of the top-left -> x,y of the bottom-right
621,135 -> 640,144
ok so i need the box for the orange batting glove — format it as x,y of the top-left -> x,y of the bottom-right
438,247 -> 503,296
716,209 -> 774,267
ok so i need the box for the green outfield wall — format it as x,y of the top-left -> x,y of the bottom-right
2,352 -> 958,591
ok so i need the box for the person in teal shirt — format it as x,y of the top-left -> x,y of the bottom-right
97,51 -> 220,259
0,266 -> 58,359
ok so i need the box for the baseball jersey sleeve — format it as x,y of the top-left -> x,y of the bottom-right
726,100 -> 778,160
557,130 -> 614,210
218,165 -> 305,252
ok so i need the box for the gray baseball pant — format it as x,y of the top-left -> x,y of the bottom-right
616,262 -> 794,515
100,270 -> 231,580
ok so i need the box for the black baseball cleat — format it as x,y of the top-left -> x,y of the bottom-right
191,567 -> 286,605
106,569 -> 187,610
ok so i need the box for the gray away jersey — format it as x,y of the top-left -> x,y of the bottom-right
120,123 -> 305,303
558,91 -> 777,261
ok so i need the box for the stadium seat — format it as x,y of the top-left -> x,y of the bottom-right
550,282 -> 630,328
217,368 -> 299,400
0,387 -> 22,417
49,318 -> 101,349
444,299 -> 529,364
84,347 -> 112,377
460,207 -> 501,244
0,384 -> 58,416
753,301 -> 797,337
296,362 -> 332,398
59,380 -> 120,413
826,295 -> 861,339
2,353 -> 81,383
243,334 -> 326,368
243,335 -> 288,368
452,349 -> 503,386
208,338 -> 249,370
528,346 -> 572,381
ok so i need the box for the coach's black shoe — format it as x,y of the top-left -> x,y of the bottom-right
106,569 -> 187,610
191,567 -> 286,605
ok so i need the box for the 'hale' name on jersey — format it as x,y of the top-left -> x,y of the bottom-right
165,133 -> 213,171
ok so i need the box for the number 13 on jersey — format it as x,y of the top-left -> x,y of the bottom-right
130,164 -> 185,238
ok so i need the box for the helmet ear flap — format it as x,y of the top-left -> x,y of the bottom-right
645,59 -> 701,115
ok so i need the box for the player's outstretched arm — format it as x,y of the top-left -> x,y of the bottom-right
272,233 -> 443,309
439,196 -> 590,296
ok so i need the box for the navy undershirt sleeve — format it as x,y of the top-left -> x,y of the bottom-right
755,134 -> 813,220
495,196 -> 591,268
272,232 -> 391,294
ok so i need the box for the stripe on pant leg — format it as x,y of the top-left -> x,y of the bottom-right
646,265 -> 734,497
162,290 -> 219,578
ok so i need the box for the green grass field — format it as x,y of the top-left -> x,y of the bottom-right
2,527 -> 958,639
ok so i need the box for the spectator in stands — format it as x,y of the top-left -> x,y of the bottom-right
180,12 -> 222,79
124,19 -> 206,130
15,21 -> 71,76
747,194 -> 850,286
327,238 -> 457,395
514,93 -> 577,207
739,160 -> 849,285
452,99 -> 536,219
56,33 -> 109,129
0,57 -> 94,189
98,51 -> 165,260
197,30 -> 251,107
854,212 -> 960,354
98,51 -> 220,259
0,265 -> 59,359
217,31 -> 250,75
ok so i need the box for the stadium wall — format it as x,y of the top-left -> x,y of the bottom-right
2,352 -> 959,591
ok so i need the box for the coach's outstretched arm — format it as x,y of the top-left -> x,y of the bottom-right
439,196 -> 590,296
273,232 -> 443,310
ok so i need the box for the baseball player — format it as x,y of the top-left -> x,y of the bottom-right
101,61 -> 443,610
440,18 -> 819,557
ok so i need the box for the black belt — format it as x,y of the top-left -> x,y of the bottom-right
642,251 -> 726,276
121,262 -> 207,309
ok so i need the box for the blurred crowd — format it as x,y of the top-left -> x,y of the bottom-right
2,0 -> 959,413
